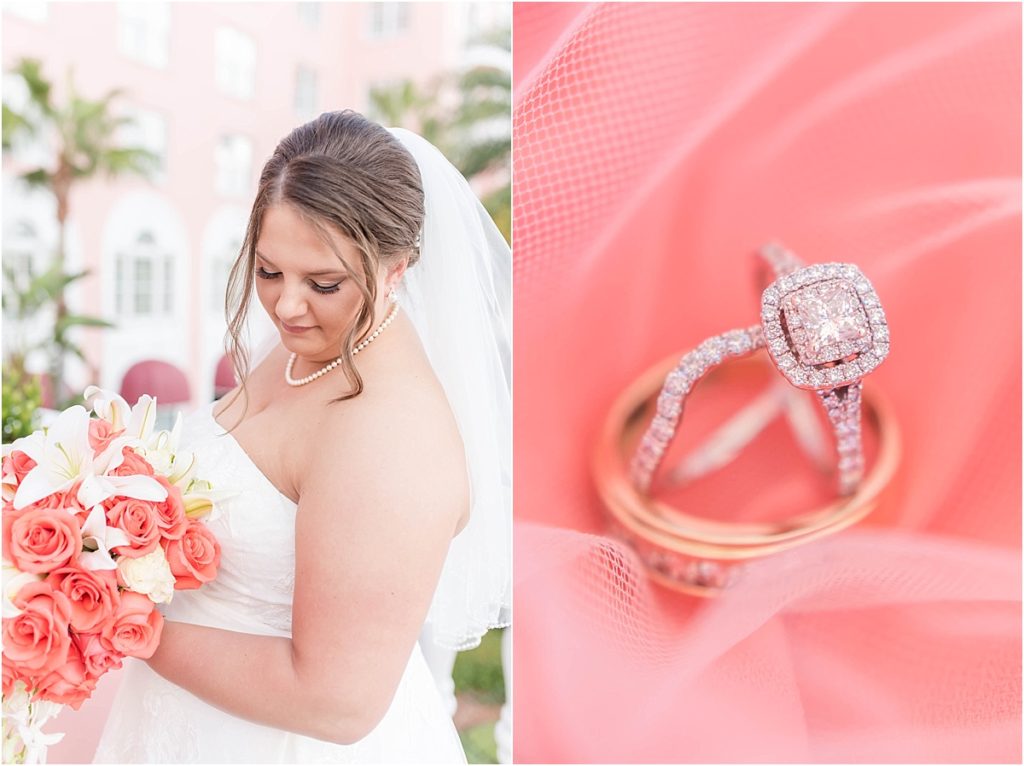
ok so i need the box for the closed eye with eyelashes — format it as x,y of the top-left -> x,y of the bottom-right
255,267 -> 343,294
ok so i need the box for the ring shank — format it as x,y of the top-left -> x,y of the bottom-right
593,350 -> 901,594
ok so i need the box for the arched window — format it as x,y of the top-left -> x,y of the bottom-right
210,236 -> 241,313
115,230 -> 174,317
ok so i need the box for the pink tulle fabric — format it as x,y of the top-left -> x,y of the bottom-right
513,3 -> 1021,763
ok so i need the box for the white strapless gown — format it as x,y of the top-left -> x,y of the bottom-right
93,402 -> 466,763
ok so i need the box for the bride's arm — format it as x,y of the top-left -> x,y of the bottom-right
144,394 -> 466,744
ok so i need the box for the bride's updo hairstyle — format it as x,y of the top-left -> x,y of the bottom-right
224,110 -> 424,404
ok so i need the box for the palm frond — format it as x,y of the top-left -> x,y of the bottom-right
2,103 -> 34,151
11,58 -> 56,117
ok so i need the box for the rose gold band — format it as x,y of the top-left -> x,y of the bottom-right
592,349 -> 901,597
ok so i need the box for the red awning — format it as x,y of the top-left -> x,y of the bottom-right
214,354 -> 238,395
119,360 -> 191,405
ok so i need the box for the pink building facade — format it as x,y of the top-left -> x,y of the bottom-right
2,1 -> 510,415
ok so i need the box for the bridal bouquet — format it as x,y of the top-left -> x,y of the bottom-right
1,387 -> 223,764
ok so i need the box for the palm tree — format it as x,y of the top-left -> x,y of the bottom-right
448,25 -> 511,179
2,57 -> 158,406
367,24 -> 511,241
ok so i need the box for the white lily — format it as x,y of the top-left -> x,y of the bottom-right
137,412 -> 196,484
124,394 -> 159,444
11,406 -> 93,510
78,505 -> 131,571
14,697 -> 64,766
182,478 -> 231,522
76,470 -> 167,510
83,386 -> 132,430
17,716 -> 64,765
2,561 -> 45,618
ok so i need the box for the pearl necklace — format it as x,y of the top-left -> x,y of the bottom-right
284,303 -> 400,387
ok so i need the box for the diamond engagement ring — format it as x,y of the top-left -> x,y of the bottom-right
592,245 -> 900,596
757,242 -> 890,494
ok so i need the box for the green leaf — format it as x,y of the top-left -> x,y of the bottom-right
20,168 -> 52,188
2,103 -> 34,151
10,58 -> 56,118
56,314 -> 116,333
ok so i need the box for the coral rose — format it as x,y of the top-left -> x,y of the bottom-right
2,653 -> 32,696
106,498 -> 161,558
34,641 -> 96,710
152,475 -> 187,541
74,632 -> 124,680
2,580 -> 72,676
111,447 -> 155,477
2,451 -> 35,505
87,419 -> 124,454
2,450 -> 36,485
100,591 -> 163,659
165,520 -> 221,590
22,481 -> 87,515
48,566 -> 120,633
2,505 -> 29,562
6,507 -> 83,573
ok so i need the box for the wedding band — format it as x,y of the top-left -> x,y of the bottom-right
593,336 -> 900,597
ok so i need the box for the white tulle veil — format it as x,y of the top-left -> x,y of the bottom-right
387,128 -> 511,650
246,127 -> 511,651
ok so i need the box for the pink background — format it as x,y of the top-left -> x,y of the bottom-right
513,3 -> 1021,762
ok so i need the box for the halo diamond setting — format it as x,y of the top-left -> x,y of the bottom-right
761,263 -> 889,390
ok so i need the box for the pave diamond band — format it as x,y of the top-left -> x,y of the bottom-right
631,325 -> 764,493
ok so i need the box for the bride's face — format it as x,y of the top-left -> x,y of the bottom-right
254,204 -> 387,365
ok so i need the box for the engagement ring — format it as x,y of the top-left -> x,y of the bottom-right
593,245 -> 900,596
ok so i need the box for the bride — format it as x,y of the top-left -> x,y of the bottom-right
93,111 -> 511,763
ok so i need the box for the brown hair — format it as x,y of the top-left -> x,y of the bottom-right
223,110 -> 424,415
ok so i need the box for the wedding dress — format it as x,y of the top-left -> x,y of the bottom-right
93,126 -> 508,763
92,400 -> 467,764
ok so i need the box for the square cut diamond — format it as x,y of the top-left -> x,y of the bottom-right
761,262 -> 888,390
782,279 -> 871,365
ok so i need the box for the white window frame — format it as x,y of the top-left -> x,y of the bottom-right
215,26 -> 256,101
367,3 -> 409,39
297,2 -> 320,27
117,1 -> 170,69
210,239 -> 240,314
295,66 -> 318,120
3,1 -> 48,22
214,134 -> 253,198
114,231 -> 174,319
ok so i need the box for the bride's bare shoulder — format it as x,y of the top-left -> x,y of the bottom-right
299,369 -> 469,528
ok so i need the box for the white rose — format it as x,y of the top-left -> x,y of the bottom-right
117,547 -> 176,604
2,562 -> 44,618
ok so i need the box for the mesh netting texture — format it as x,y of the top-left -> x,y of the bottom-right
512,3 -> 1021,762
